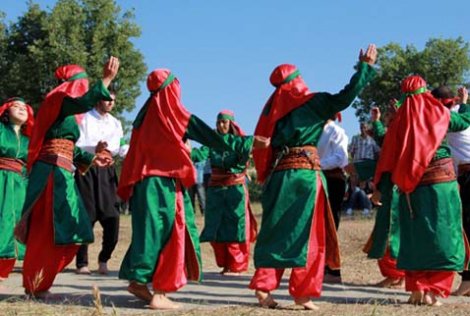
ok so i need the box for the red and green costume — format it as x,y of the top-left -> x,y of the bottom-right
249,62 -> 376,298
19,65 -> 113,293
117,70 -> 236,292
364,120 -> 403,280
193,110 -> 257,273
374,75 -> 470,297
0,98 -> 34,279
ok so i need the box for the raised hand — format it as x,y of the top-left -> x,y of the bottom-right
102,56 -> 120,88
253,136 -> 271,149
359,44 -> 377,65
185,139 -> 192,151
370,107 -> 381,122
458,87 -> 468,105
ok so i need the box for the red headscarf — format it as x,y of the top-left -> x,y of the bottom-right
217,109 -> 245,136
374,75 -> 450,193
0,97 -> 34,137
117,69 -> 194,200
253,64 -> 315,183
27,65 -> 89,171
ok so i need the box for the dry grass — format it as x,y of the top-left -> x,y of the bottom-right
1,204 -> 469,315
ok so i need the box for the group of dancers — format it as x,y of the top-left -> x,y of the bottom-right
0,42 -> 469,310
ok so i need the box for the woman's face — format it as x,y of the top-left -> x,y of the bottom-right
217,119 -> 230,134
8,101 -> 28,126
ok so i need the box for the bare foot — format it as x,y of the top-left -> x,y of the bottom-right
375,277 -> 403,288
294,297 -> 319,310
255,290 -> 278,308
149,292 -> 181,310
390,278 -> 405,289
76,266 -> 91,275
424,292 -> 443,307
452,280 -> 470,296
221,271 -> 242,276
407,290 -> 424,305
127,282 -> 152,302
97,262 -> 109,275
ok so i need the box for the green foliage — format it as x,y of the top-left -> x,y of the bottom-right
353,37 -> 470,122
0,0 -> 146,116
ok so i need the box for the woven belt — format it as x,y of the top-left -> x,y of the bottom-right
38,138 -> 74,172
419,158 -> 455,186
0,157 -> 25,175
209,168 -> 246,187
273,145 -> 321,171
458,163 -> 470,176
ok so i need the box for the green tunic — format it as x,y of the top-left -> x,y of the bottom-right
367,121 -> 400,259
119,115 -> 238,284
0,122 -> 29,259
367,173 -> 400,259
22,80 -> 112,245
193,134 -> 254,243
255,62 -> 377,268
378,112 -> 470,271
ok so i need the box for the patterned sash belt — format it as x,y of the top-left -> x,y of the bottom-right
273,145 -> 321,171
0,157 -> 25,175
458,163 -> 470,176
38,138 -> 74,172
419,158 -> 455,186
209,168 -> 246,187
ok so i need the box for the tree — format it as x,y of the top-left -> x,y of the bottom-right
1,2 -> 49,104
0,12 -> 6,72
353,37 -> 470,122
0,0 -> 146,116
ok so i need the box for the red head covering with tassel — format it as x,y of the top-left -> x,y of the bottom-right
27,65 -> 89,171
0,97 -> 34,137
117,69 -> 194,200
253,64 -> 315,183
374,75 -> 450,193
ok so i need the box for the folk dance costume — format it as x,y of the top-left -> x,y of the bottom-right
374,76 -> 470,303
249,61 -> 376,305
117,70 -> 240,305
74,107 -> 128,273
439,97 -> 470,292
364,119 -> 404,286
195,110 -> 257,274
0,99 -> 34,279
18,65 -> 114,295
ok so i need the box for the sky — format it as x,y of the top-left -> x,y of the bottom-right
2,0 -> 469,140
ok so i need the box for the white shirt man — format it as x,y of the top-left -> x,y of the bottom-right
76,108 -> 128,158
74,95 -> 128,275
448,104 -> 470,168
317,120 -> 349,170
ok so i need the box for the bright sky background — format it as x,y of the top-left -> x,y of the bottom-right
3,0 -> 469,140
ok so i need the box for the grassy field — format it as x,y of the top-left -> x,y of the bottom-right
1,203 -> 469,315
